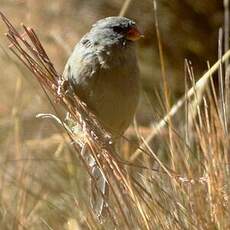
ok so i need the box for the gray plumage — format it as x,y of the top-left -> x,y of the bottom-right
63,16 -> 140,138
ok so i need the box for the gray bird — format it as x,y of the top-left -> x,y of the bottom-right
63,16 -> 142,216
63,16 -> 141,138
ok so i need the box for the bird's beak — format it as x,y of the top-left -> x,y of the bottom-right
126,27 -> 144,41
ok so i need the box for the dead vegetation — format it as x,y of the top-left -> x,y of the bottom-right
0,1 -> 229,229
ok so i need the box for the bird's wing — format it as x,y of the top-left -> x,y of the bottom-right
63,39 -> 101,102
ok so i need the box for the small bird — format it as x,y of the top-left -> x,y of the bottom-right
63,16 -> 141,138
63,16 -> 142,216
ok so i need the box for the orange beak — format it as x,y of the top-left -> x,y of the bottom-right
126,27 -> 144,41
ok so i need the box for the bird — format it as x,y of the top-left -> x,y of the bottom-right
63,16 -> 142,216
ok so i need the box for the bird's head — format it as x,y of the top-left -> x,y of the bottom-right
90,16 -> 143,46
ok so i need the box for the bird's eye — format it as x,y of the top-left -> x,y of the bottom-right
112,26 -> 124,33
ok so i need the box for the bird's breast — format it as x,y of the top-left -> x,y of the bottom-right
87,47 -> 140,137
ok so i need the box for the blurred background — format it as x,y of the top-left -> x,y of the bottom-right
0,0 -> 223,130
0,0 -> 227,229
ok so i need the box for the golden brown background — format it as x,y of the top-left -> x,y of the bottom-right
0,0 -> 223,134
0,1 -> 226,229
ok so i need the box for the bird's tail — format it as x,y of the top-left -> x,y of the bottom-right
81,145 -> 108,218
90,158 -> 108,218
66,114 -> 109,218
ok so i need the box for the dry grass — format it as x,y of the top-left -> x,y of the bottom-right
0,1 -> 229,230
